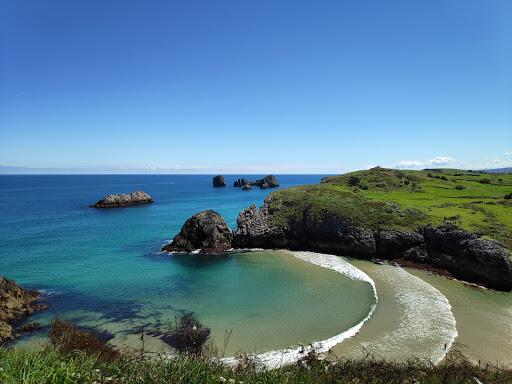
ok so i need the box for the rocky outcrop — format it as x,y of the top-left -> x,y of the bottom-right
162,210 -> 233,254
250,175 -> 279,189
213,175 -> 226,187
233,198 -> 512,291
234,198 -> 376,258
234,178 -> 250,188
90,191 -> 153,208
0,277 -> 48,344
241,184 -> 252,191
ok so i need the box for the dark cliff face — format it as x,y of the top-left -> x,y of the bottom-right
233,198 -> 512,291
0,277 -> 47,344
162,210 -> 233,254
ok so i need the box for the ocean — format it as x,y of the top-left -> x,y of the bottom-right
0,174 -> 375,355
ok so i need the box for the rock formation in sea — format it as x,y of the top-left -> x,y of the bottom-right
250,175 -> 279,189
161,210 -> 233,254
212,175 -> 226,187
0,277 -> 48,344
233,198 -> 512,291
89,191 -> 153,208
242,184 -> 252,191
233,178 -> 250,188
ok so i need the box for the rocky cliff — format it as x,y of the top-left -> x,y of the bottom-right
90,191 -> 153,208
233,197 -> 512,291
0,277 -> 47,344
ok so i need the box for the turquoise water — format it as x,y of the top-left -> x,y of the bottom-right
0,175 -> 375,354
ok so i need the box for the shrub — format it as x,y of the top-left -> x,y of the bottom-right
359,184 -> 369,190
479,178 -> 491,184
162,313 -> 210,355
505,193 -> 512,200
405,174 -> 421,182
455,185 -> 466,190
347,175 -> 360,186
49,318 -> 119,362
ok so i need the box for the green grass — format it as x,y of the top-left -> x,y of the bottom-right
268,167 -> 512,247
1,346 -> 511,384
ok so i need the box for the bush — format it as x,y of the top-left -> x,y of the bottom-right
347,175 -> 360,187
455,185 -> 466,190
479,178 -> 491,184
505,193 -> 512,200
359,184 -> 369,190
162,313 -> 210,355
49,318 -> 119,362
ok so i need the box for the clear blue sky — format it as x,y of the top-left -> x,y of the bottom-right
1,0 -> 511,173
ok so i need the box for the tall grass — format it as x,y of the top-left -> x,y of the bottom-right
1,320 -> 510,383
1,346 -> 511,384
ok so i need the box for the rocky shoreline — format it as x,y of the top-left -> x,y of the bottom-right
0,277 -> 48,344
163,199 -> 512,291
90,191 -> 154,208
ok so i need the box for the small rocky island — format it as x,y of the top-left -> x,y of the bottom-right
162,210 -> 233,254
0,277 -> 47,344
212,175 -> 226,187
231,175 -> 279,189
90,191 -> 153,208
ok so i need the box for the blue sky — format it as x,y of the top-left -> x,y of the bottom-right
1,0 -> 511,173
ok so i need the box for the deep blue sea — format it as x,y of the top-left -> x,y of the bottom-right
0,175 -> 375,354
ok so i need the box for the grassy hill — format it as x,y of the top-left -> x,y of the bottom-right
268,167 -> 512,247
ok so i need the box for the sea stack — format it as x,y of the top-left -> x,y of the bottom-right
90,191 -> 153,208
250,175 -> 279,189
233,178 -> 250,188
0,277 -> 48,344
162,210 -> 233,254
212,175 -> 226,187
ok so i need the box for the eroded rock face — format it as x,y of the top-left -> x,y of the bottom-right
420,224 -> 512,291
0,277 -> 47,344
233,178 -> 250,188
90,191 -> 153,208
234,198 -> 376,257
162,210 -> 233,254
212,175 -> 226,187
250,175 -> 279,189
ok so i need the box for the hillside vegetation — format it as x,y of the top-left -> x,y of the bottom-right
268,167 -> 512,247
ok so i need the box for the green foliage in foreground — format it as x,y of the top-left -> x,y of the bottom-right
1,346 -> 511,384
268,167 -> 512,246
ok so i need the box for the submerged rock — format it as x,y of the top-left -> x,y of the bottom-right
250,175 -> 279,189
162,210 -> 233,254
90,191 -> 153,208
0,277 -> 47,344
212,175 -> 226,187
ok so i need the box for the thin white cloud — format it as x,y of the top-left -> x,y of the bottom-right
395,156 -> 455,169
504,152 -> 512,156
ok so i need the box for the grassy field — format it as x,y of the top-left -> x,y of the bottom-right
267,167 -> 512,247
1,346 -> 511,384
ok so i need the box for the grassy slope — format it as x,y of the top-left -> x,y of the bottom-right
1,347 -> 511,384
268,168 -> 512,247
